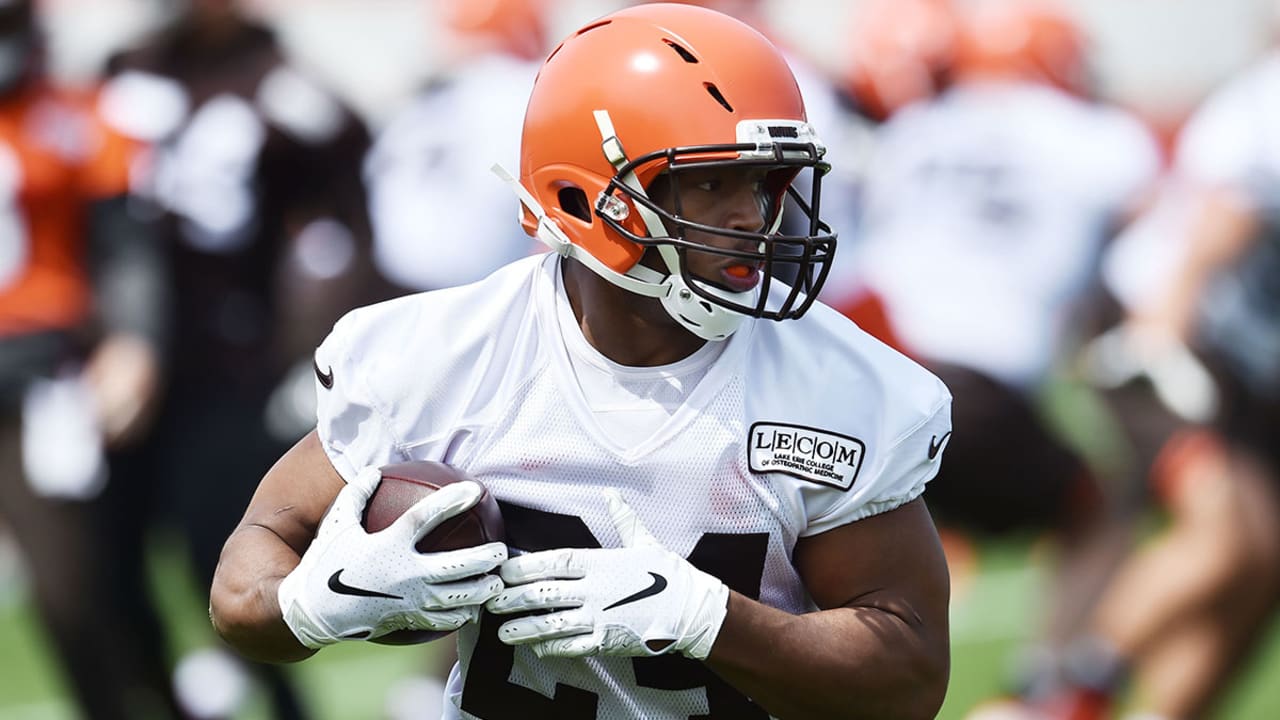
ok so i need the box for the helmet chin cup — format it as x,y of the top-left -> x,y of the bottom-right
659,272 -> 752,342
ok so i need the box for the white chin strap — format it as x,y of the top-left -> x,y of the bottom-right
492,110 -> 754,341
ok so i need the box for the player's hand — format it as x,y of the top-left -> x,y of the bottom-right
83,333 -> 162,448
486,488 -> 729,660
277,467 -> 507,649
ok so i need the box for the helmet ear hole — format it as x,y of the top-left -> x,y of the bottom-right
557,186 -> 592,222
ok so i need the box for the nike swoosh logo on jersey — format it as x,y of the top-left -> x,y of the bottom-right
327,570 -> 402,600
603,572 -> 668,611
928,431 -> 952,460
314,359 -> 334,389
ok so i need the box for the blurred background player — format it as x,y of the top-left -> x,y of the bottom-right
95,0 -> 380,716
362,0 -> 551,296
363,0 -> 549,295
819,0 -> 963,348
847,1 -> 1163,712
0,0 -> 178,717
1041,38 -> 1280,720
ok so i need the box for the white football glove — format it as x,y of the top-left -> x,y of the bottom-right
486,488 -> 729,660
277,467 -> 507,649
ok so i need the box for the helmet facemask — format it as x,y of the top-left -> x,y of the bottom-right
578,113 -> 837,340
599,143 -> 836,326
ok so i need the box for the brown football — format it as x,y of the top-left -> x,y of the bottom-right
361,460 -> 505,644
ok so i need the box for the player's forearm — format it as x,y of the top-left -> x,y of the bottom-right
210,524 -> 317,664
1148,190 -> 1258,338
705,592 -> 948,720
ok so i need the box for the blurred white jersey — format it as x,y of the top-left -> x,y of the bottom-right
855,83 -> 1159,387
1106,51 -> 1280,311
1174,51 -> 1280,209
314,253 -> 950,720
787,50 -> 880,303
363,54 -> 540,291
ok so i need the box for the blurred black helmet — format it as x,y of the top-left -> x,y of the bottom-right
0,0 -> 35,95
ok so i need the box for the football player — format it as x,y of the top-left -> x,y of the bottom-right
211,5 -> 953,719
97,0 -> 380,717
0,0 -> 177,717
1063,41 -> 1280,720
362,0 -> 549,295
849,2 -> 1162,714
820,0 -> 965,352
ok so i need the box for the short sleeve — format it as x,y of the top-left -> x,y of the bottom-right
802,384 -> 953,536
313,309 -> 406,481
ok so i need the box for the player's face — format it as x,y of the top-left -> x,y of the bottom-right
648,165 -> 772,293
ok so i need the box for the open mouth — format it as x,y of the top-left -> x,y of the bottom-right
718,263 -> 761,292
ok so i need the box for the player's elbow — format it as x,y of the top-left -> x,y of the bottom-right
850,627 -> 949,720
208,569 -> 249,644
844,660 -> 947,720
208,569 -> 259,655
894,639 -> 950,720
209,558 -> 314,664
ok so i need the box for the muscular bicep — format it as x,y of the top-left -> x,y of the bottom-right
238,429 -> 347,555
794,498 -> 950,635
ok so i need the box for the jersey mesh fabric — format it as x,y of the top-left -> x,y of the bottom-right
555,262 -> 723,448
448,361 -> 805,719
856,83 -> 1159,388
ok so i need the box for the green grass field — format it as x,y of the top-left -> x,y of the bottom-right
2,528 -> 1278,719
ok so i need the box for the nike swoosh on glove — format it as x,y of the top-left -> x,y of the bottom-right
485,488 -> 729,660
277,467 -> 507,649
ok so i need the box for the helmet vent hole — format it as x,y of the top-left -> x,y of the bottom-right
575,20 -> 612,36
557,186 -> 592,223
704,83 -> 734,113
663,39 -> 699,63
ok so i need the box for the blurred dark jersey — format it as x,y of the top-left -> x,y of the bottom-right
102,19 -> 373,396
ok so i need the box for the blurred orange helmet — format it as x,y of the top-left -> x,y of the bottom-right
439,0 -> 551,62
506,3 -> 836,340
955,1 -> 1089,95
844,0 -> 962,122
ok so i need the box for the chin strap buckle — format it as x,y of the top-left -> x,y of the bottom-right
491,163 -> 572,257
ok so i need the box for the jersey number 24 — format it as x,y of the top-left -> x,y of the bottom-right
461,501 -> 771,719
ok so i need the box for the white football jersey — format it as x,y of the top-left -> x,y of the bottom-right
855,83 -> 1160,388
314,253 -> 951,720
1174,51 -> 1280,213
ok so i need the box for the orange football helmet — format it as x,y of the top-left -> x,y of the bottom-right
503,3 -> 835,340
844,0 -> 962,122
955,1 -> 1090,96
438,0 -> 551,62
